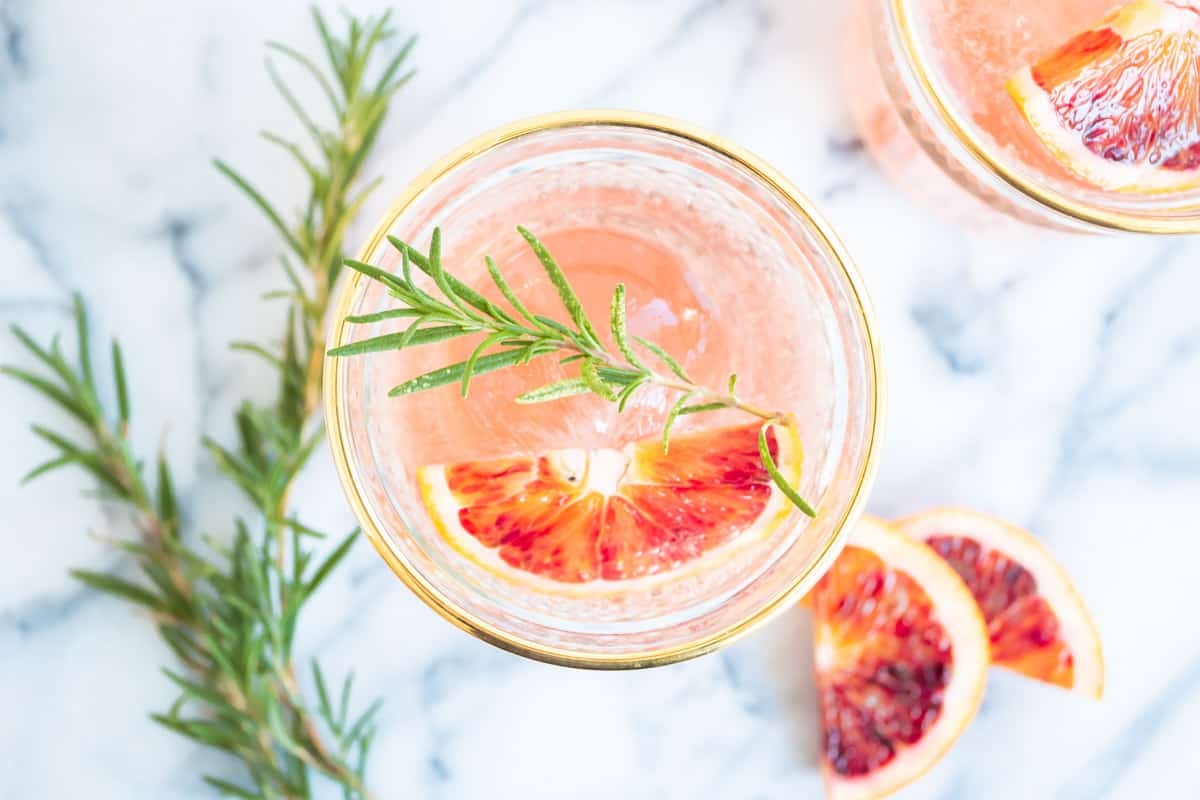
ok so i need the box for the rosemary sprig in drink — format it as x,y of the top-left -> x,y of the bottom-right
332,227 -> 817,517
4,9 -> 412,797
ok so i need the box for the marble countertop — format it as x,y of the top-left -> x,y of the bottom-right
2,1 -> 1196,797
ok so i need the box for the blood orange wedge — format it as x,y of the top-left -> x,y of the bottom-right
1008,0 -> 1200,192
811,517 -> 988,800
895,508 -> 1104,699
417,420 -> 803,587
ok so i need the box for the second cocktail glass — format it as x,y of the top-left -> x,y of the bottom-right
847,0 -> 1200,233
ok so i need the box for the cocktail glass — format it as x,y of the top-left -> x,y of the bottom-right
325,112 -> 884,668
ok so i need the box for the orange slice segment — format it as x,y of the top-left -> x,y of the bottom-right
1008,0 -> 1200,192
895,507 -> 1104,699
418,420 -> 803,587
812,517 -> 989,800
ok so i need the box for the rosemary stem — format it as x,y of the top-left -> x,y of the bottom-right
541,333 -> 780,422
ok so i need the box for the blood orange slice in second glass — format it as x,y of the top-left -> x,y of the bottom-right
1008,0 -> 1200,192
418,420 -> 804,589
811,517 -> 989,800
895,507 -> 1104,698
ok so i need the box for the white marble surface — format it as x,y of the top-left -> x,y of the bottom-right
1,0 -> 1197,797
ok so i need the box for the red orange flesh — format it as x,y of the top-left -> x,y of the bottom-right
421,421 -> 801,584
812,518 -> 988,800
896,508 -> 1104,699
1009,0 -> 1200,192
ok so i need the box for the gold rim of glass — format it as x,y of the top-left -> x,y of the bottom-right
323,110 -> 886,669
889,0 -> 1200,234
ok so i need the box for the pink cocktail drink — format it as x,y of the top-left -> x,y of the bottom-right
326,113 -> 883,667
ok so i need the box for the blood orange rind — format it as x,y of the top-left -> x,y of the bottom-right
815,517 -> 989,800
895,507 -> 1104,700
417,418 -> 805,594
1007,0 -> 1200,193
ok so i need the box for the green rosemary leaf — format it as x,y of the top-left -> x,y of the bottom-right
392,241 -> 450,313
312,661 -> 336,729
398,236 -> 513,325
593,365 -> 644,386
266,58 -> 325,152
662,392 -> 697,454
758,422 -> 816,518
262,289 -> 296,303
231,341 -> 288,371
0,366 -> 92,427
152,714 -> 237,750
141,562 -> 189,617
344,698 -> 384,745
201,776 -> 258,799
9,326 -> 77,391
161,668 -> 231,712
635,336 -> 691,383
678,402 -> 729,415
533,315 -> 580,341
72,294 -> 95,392
305,530 -> 357,598
518,227 -> 603,347
30,426 -> 126,496
260,131 -> 321,184
728,373 -> 739,397
616,374 -> 650,413
425,228 -> 481,322
371,33 -> 417,98
20,455 -> 72,484
338,671 -> 356,731
71,569 -> 162,610
344,308 -> 421,324
327,325 -> 467,357
486,255 -> 541,330
342,258 -> 408,295
580,359 -> 619,401
462,331 -> 508,397
389,348 -> 530,396
266,41 -> 343,113
213,160 -> 303,259
275,515 -> 328,539
111,340 -> 130,425
559,353 -> 587,366
610,284 -> 647,370
518,341 -> 561,365
312,8 -> 345,92
515,377 -> 591,404
156,454 -> 178,533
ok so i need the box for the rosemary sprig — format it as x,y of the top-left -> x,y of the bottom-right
4,9 -> 413,798
332,227 -> 817,517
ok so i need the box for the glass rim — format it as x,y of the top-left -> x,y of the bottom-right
323,110 -> 887,669
888,0 -> 1200,234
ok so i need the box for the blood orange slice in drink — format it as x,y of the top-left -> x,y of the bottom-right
811,517 -> 988,800
895,508 -> 1104,698
418,420 -> 803,587
1008,0 -> 1200,192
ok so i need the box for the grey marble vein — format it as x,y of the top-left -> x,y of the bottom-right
0,0 -> 27,80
